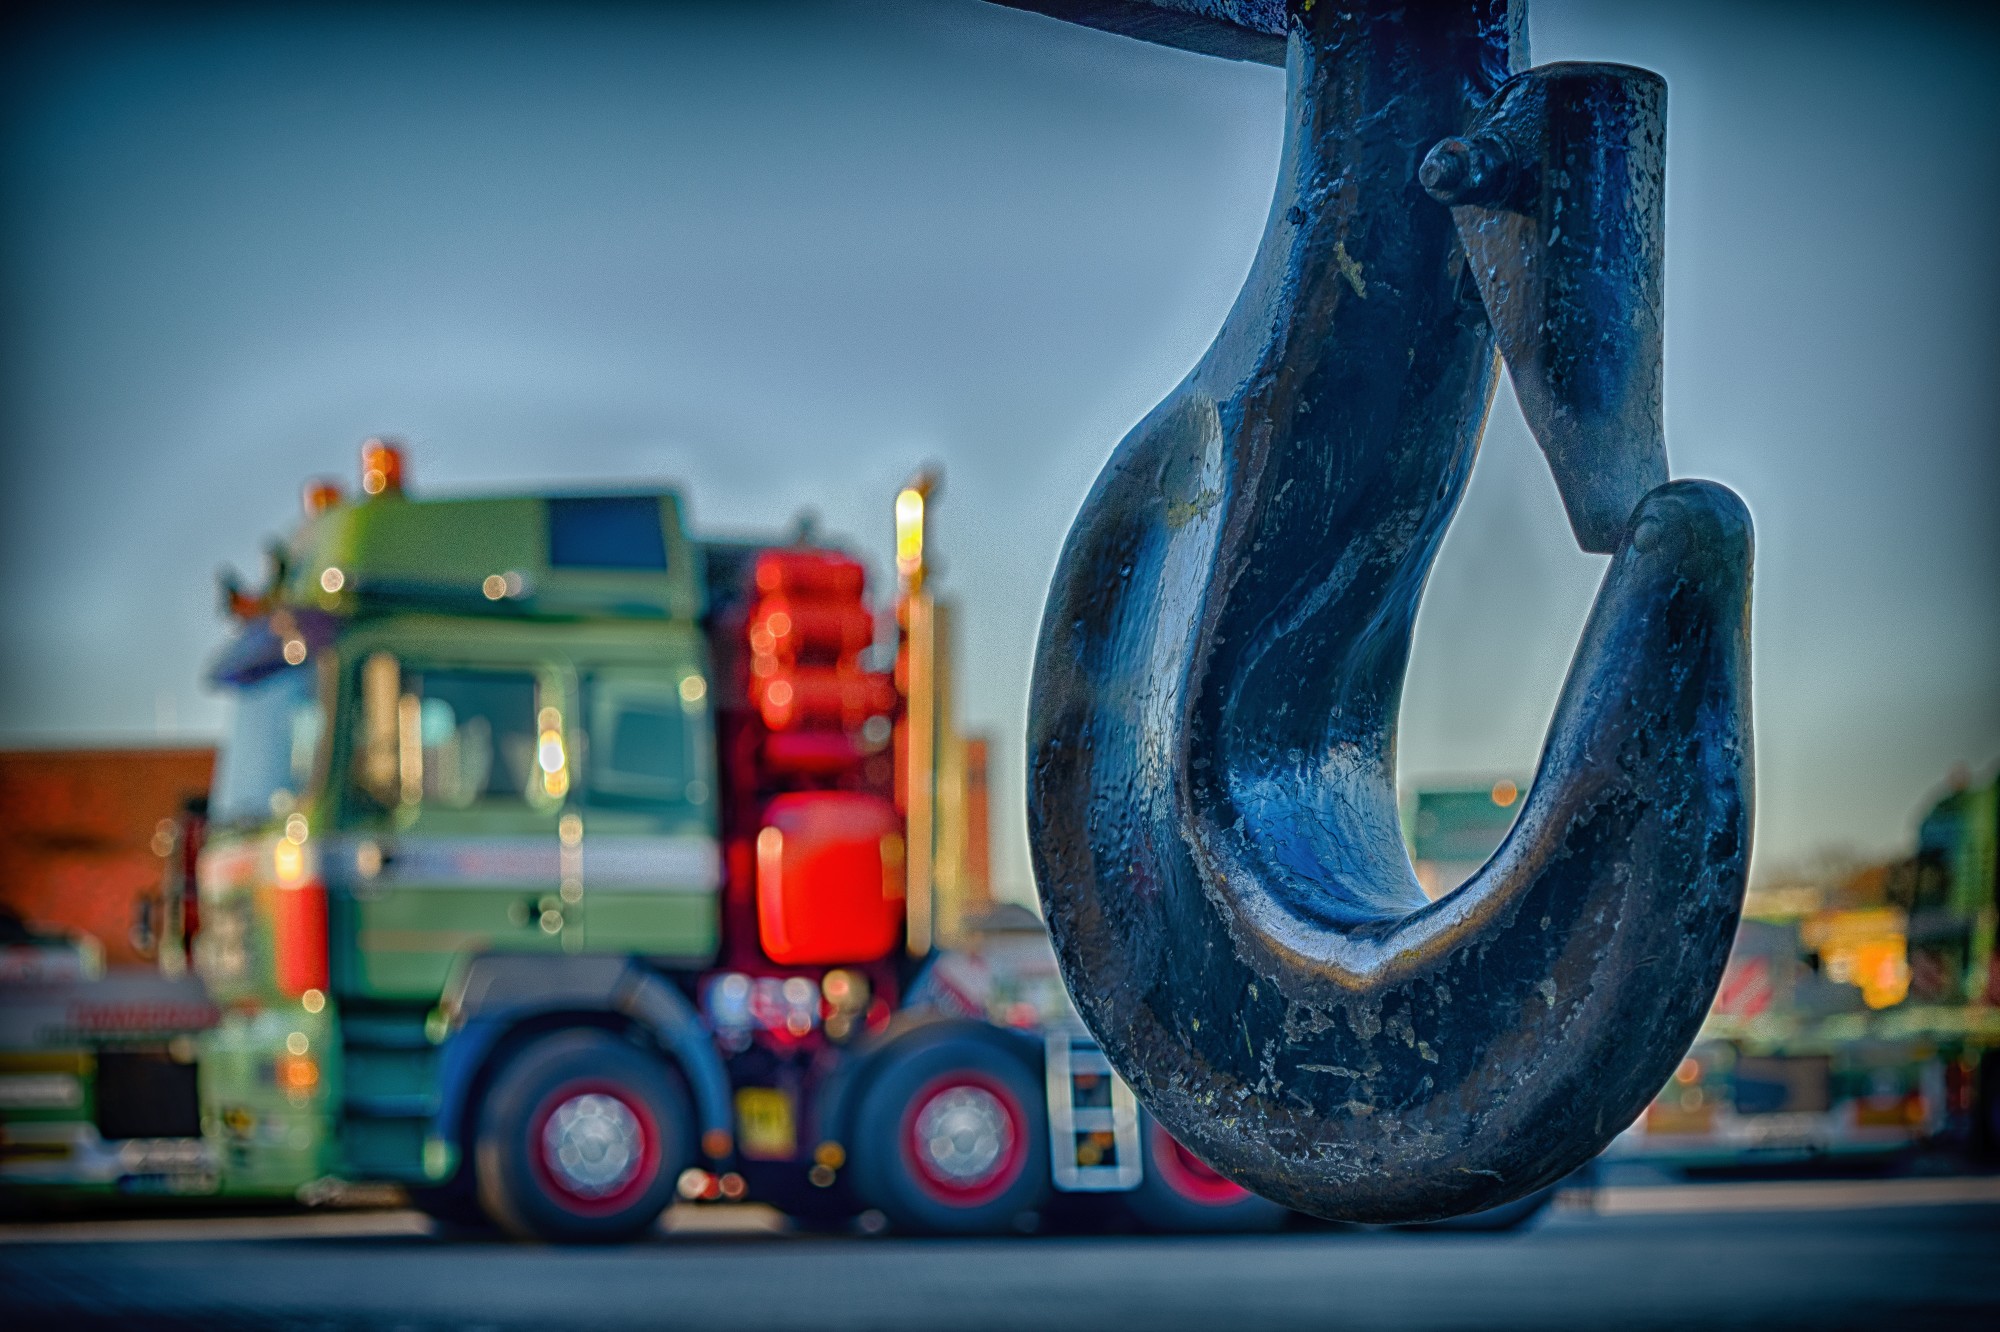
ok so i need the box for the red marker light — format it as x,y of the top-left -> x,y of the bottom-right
272,879 -> 330,997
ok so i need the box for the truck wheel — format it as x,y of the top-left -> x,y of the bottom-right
850,1036 -> 1049,1236
1123,1117 -> 1287,1233
474,1029 -> 689,1243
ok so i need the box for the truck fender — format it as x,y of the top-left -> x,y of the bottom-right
813,1016 -> 1042,1160
611,966 -> 735,1161
434,954 -> 735,1165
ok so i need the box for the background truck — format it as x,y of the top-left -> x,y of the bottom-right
153,440 -> 1285,1240
1404,772 -> 2000,1175
1610,770 -> 2000,1169
0,748 -> 222,1197
0,919 -> 220,1199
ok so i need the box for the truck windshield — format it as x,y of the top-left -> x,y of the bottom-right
211,666 -> 324,827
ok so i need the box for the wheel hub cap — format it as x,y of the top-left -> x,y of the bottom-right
913,1085 -> 1011,1188
540,1091 -> 643,1199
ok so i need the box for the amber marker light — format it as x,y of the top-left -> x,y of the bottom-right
360,438 -> 406,496
302,479 -> 343,516
536,706 -> 570,799
273,837 -> 307,887
276,1053 -> 320,1097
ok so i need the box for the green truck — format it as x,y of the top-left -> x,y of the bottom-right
4,441 -> 1289,1240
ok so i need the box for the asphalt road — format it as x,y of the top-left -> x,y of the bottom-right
3,1180 -> 1998,1331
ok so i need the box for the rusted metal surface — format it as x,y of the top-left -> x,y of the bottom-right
1024,0 -> 1753,1221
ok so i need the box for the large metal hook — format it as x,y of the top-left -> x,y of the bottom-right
1025,0 -> 1752,1221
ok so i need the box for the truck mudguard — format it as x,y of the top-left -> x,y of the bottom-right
435,954 -> 734,1162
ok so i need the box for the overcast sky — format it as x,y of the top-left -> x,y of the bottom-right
2,0 -> 1995,900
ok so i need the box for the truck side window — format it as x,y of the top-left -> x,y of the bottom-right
212,664 -> 325,826
412,670 -> 540,806
582,671 -> 705,809
353,660 -> 543,810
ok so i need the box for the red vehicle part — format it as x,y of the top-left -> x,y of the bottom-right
1145,1122 -> 1248,1207
756,792 -> 903,965
1124,1116 -> 1287,1233
760,731 -> 865,776
750,597 -> 875,663
753,549 -> 866,601
271,880 -> 329,996
752,668 -> 896,733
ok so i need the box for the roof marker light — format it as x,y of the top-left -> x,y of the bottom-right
302,479 -> 343,516
360,438 -> 405,496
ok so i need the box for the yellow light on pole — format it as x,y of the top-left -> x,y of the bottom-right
894,467 -> 940,954
895,487 -> 926,587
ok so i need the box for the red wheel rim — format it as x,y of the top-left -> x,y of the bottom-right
526,1079 -> 661,1217
1149,1122 -> 1249,1206
901,1070 -> 1028,1207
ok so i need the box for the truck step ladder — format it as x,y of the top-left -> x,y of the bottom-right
1044,1029 -> 1142,1191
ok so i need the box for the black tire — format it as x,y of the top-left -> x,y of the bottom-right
473,1029 -> 690,1243
848,1034 -> 1050,1236
1123,1116 -> 1287,1233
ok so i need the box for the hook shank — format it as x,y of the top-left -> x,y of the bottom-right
1028,0 -> 1752,1222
